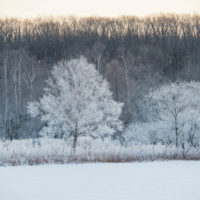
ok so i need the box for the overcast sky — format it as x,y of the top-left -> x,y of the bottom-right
0,0 -> 200,18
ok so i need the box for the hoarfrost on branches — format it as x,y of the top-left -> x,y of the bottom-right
27,56 -> 123,150
125,81 -> 200,148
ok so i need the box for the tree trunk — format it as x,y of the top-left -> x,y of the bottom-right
115,77 -> 118,101
175,127 -> 178,147
72,132 -> 78,152
3,56 -> 8,139
175,114 -> 178,147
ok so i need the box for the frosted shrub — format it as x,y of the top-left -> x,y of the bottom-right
0,138 -> 200,166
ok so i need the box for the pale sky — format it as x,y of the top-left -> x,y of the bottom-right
0,0 -> 200,18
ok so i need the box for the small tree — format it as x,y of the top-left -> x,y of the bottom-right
27,57 -> 123,150
146,81 -> 200,147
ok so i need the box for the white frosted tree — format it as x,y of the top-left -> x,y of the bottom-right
145,81 -> 200,147
27,57 -> 123,150
124,81 -> 200,149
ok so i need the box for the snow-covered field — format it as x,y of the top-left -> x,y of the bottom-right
0,161 -> 199,200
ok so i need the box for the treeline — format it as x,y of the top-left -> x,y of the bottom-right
1,14 -> 200,67
1,14 -> 200,139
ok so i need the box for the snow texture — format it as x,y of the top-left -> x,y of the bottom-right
0,161 -> 199,200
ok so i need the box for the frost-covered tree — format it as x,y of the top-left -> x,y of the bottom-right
146,81 -> 200,147
27,57 -> 123,150
124,81 -> 200,148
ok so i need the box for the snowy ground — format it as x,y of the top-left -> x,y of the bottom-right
0,161 -> 199,200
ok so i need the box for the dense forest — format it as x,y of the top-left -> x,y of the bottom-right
1,14 -> 200,139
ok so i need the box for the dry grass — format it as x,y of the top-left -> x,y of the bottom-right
0,138 -> 200,166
